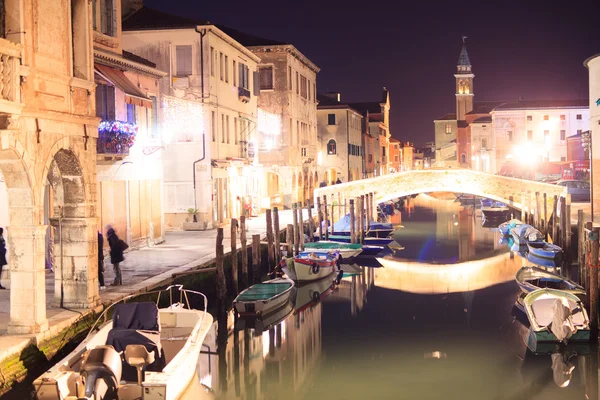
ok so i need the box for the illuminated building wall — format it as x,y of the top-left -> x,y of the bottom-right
123,17 -> 261,228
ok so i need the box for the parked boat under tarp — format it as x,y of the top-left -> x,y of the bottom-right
510,224 -> 544,247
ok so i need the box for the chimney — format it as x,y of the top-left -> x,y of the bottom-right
323,92 -> 341,102
122,0 -> 143,19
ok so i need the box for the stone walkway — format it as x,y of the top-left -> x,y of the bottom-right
0,208 -> 312,362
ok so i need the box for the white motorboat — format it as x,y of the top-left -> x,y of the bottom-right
33,285 -> 213,400
280,251 -> 339,283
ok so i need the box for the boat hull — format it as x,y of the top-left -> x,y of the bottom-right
527,241 -> 563,261
233,278 -> 295,316
282,259 -> 336,283
327,235 -> 394,246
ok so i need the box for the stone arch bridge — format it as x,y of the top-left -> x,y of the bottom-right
314,169 -> 567,214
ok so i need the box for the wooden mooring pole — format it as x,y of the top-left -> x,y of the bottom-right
293,203 -> 300,256
552,195 -> 558,245
366,194 -> 371,232
216,228 -> 226,302
307,201 -> 314,243
589,225 -> 599,340
252,234 -> 261,284
231,219 -> 239,295
359,195 -> 365,244
578,209 -> 585,287
266,209 -> 274,274
240,216 -> 248,289
298,202 -> 304,251
323,196 -> 329,241
317,197 -> 323,241
350,199 -> 356,244
273,207 -> 281,261
535,192 -> 540,230
543,193 -> 548,240
286,224 -> 293,257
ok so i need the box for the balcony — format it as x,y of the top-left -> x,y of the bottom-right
238,87 -> 251,103
0,38 -> 22,116
97,120 -> 138,160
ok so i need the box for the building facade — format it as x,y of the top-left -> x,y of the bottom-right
388,138 -> 402,172
402,142 -> 415,171
0,0 -> 99,333
316,93 -> 363,184
584,53 -> 600,221
121,7 -> 261,228
93,1 -> 167,247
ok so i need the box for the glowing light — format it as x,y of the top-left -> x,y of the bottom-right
264,138 -> 273,151
161,96 -> 204,144
257,108 -> 281,136
262,330 -> 270,358
317,150 -> 323,166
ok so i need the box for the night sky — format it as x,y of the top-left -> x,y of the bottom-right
147,0 -> 599,147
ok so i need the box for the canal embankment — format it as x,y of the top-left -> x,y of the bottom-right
0,207 -> 315,397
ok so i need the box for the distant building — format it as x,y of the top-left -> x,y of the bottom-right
402,142 -> 415,171
584,53 -> 600,221
316,93 -> 364,184
388,138 -> 402,172
349,88 -> 391,176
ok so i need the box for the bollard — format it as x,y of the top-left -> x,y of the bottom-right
273,207 -> 281,261
307,201 -> 314,243
293,203 -> 300,256
286,224 -> 293,258
323,196 -> 329,241
317,197 -> 323,241
240,216 -> 248,289
231,218 -> 239,295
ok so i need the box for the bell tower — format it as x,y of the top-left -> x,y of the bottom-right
455,36 -> 474,120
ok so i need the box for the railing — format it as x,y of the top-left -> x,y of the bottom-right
0,38 -> 22,107
97,120 -> 138,156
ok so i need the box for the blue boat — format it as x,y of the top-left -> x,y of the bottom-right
516,266 -> 584,300
326,234 -> 395,246
498,219 -> 523,235
527,241 -> 563,262
510,224 -> 544,247
481,198 -> 511,220
329,214 -> 394,238
527,252 -> 561,269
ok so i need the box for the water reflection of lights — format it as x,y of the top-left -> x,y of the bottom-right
375,252 -> 522,294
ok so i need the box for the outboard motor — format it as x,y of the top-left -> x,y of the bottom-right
80,345 -> 122,399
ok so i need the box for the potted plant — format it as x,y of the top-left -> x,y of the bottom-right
187,208 -> 199,222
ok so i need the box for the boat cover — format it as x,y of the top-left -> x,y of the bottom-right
332,214 -> 392,233
550,298 -> 577,342
237,282 -> 291,301
551,353 -> 575,388
112,302 -> 160,331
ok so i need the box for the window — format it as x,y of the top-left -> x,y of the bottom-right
544,115 -> 549,121
560,115 -> 566,120
313,83 -> 316,102
301,148 -> 307,157
507,131 -> 513,141
238,63 -> 249,89
445,124 -> 452,134
482,138 -> 487,149
224,55 -> 229,83
259,66 -> 273,90
219,52 -> 224,81
368,154 -> 372,162
175,45 -> 192,77
527,130 -> 533,140
221,114 -> 225,143
225,115 -> 230,143
126,103 -> 136,124
100,0 -> 115,36
288,67 -> 292,90
560,130 -> 566,140
234,117 -> 238,144
327,139 -> 337,155
577,114 -> 582,120
95,83 -> 115,120
527,115 -> 532,121
232,61 -> 236,86
461,154 -> 466,163
296,121 -> 299,145
300,75 -> 307,99
210,47 -> 215,77
296,72 -> 299,95
382,147 -> 386,157
544,130 -> 549,137
211,111 -> 216,142
328,114 -> 336,125
308,79 -> 311,100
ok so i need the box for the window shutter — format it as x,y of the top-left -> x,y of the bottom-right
107,86 -> 116,120
253,71 -> 260,96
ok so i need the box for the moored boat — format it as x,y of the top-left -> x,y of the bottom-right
527,241 -> 563,262
303,241 -> 363,258
516,266 -> 585,303
233,278 -> 296,316
527,252 -> 561,269
33,285 -> 212,400
498,218 -> 523,235
510,223 -> 544,247
522,289 -> 590,344
326,234 -> 395,246
280,251 -> 339,283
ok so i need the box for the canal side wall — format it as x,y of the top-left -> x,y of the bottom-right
0,213 -> 316,397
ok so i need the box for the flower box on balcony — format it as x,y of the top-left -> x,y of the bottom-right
97,120 -> 138,157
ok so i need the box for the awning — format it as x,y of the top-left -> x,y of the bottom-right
95,64 -> 152,108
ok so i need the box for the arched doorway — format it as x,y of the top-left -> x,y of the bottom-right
0,146 -> 47,333
45,148 -> 95,309
266,172 -> 280,208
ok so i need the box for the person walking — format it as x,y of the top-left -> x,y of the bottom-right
98,231 -> 105,290
106,226 -> 127,286
0,228 -> 7,290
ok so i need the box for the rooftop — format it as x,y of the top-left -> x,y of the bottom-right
493,99 -> 589,110
122,50 -> 156,68
435,113 -> 457,121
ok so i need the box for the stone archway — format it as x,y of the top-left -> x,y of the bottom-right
44,148 -> 98,309
0,146 -> 48,334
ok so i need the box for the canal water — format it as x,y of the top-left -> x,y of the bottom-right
185,193 -> 596,400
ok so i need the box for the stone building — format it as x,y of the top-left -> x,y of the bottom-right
93,1 -> 167,246
121,6 -> 261,228
388,138 -> 402,173
222,33 -> 320,209
316,93 -> 364,184
349,88 -> 391,177
584,53 -> 600,222
402,142 -> 415,171
0,0 -> 99,333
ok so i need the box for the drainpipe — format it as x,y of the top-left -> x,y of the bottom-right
192,134 -> 206,221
